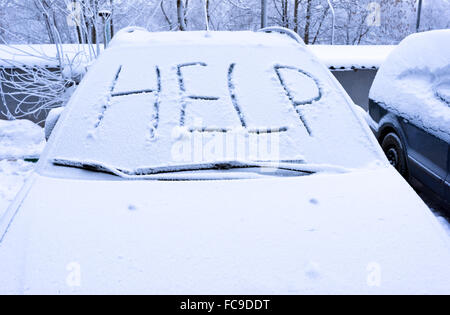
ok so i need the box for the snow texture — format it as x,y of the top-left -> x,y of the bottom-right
0,160 -> 35,219
0,120 -> 45,218
0,168 -> 449,294
0,119 -> 45,159
436,216 -> 450,238
370,30 -> 450,142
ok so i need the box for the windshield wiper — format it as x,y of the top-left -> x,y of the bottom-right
52,158 -> 350,179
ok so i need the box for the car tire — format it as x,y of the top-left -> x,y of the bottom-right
381,132 -> 408,178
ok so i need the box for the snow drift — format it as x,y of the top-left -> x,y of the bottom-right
0,119 -> 45,218
0,119 -> 45,160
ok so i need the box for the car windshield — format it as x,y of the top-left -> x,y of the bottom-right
48,32 -> 379,174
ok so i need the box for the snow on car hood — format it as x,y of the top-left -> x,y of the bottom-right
370,30 -> 450,142
0,168 -> 449,294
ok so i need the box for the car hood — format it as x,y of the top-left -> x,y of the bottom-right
0,167 -> 449,294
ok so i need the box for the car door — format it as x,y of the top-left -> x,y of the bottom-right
400,119 -> 447,199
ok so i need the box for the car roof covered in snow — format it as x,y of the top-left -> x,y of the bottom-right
370,30 -> 450,142
43,29 -> 383,175
308,45 -> 396,71
108,27 -> 304,48
0,28 -> 302,68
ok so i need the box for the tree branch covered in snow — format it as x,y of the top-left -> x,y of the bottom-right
1,0 -> 448,45
0,0 -> 103,122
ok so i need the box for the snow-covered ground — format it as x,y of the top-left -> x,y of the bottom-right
0,160 -> 35,218
436,215 -> 450,238
0,119 -> 45,218
0,119 -> 45,160
418,192 -> 450,238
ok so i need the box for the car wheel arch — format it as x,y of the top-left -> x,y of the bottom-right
379,125 -> 398,144
377,119 -> 411,178
377,114 -> 408,146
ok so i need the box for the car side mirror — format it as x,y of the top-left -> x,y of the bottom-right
45,107 -> 65,141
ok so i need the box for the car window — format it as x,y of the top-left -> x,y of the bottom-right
48,43 -> 379,172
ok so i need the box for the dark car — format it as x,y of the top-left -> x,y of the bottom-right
368,30 -> 450,208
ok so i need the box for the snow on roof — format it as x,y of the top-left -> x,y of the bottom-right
308,45 -> 396,70
47,30 -> 381,172
0,44 -> 96,68
0,35 -> 394,71
370,30 -> 450,142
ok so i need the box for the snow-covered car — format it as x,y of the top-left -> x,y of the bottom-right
369,30 -> 450,208
0,28 -> 449,295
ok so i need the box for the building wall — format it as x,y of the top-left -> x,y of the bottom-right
331,69 -> 378,111
0,67 -> 61,126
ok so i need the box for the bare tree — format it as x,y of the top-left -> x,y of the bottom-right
177,0 -> 187,30
311,6 -> 329,44
0,0 -> 102,122
293,0 -> 300,33
281,0 -> 288,28
304,0 -> 312,44
161,0 -> 174,28
204,0 -> 211,29
34,0 -> 57,44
